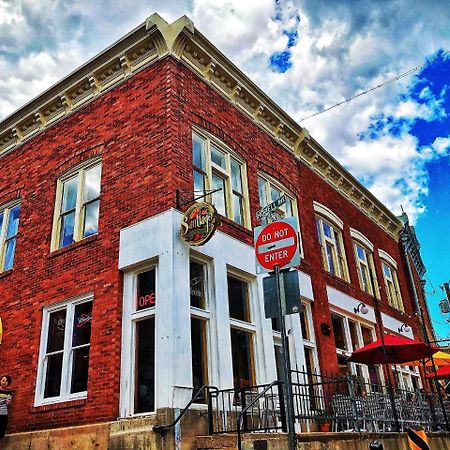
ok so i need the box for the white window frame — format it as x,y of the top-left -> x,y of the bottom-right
0,199 -> 21,272
227,269 -> 258,387
257,172 -> 304,257
379,250 -> 404,311
350,230 -> 380,298
315,208 -> 349,282
192,128 -> 250,228
35,293 -> 93,406
190,256 -> 212,404
51,157 -> 102,251
130,265 -> 157,416
331,311 -> 382,385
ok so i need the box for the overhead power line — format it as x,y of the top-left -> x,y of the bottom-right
298,50 -> 449,122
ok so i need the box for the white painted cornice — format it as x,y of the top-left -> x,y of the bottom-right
0,13 -> 403,240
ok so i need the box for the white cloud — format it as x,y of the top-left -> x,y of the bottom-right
0,1 -> 449,225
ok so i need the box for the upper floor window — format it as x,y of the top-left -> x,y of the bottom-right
35,294 -> 93,405
192,130 -> 249,227
257,174 -> 295,221
350,229 -> 380,298
379,250 -> 404,311
314,202 -> 349,282
0,201 -> 21,272
51,159 -> 102,250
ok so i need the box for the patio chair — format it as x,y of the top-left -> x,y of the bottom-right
331,393 -> 354,431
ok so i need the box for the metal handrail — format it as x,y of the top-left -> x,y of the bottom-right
237,380 -> 281,450
153,385 -> 218,435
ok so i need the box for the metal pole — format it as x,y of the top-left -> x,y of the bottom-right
274,265 -> 296,450
369,269 -> 401,431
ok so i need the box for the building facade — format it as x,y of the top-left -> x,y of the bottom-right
0,13 -> 433,448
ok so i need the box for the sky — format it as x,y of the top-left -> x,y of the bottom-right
1,0 -> 449,340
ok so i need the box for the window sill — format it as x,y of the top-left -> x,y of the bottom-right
0,269 -> 13,280
31,398 -> 87,413
47,234 -> 99,259
219,215 -> 252,236
322,269 -> 351,287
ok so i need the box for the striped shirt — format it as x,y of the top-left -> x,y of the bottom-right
0,390 -> 12,415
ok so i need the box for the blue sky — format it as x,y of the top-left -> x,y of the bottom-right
0,0 -> 449,339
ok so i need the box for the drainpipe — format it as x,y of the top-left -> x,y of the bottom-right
400,231 -> 449,430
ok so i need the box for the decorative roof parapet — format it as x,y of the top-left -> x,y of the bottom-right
0,13 -> 403,240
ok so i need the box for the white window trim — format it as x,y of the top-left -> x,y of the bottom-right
316,216 -> 349,281
378,249 -> 398,269
350,228 -> 374,251
313,201 -> 344,230
257,172 -> 304,258
0,199 -> 21,272
192,127 -> 251,229
35,292 -> 93,407
353,242 -> 380,298
50,157 -> 102,251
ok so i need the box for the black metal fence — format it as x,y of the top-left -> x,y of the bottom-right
291,368 -> 450,432
207,370 -> 449,434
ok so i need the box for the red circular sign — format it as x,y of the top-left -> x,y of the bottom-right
255,221 -> 298,270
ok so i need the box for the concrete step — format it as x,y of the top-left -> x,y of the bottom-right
196,433 -> 287,450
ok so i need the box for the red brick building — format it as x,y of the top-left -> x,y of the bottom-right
0,13 -> 434,448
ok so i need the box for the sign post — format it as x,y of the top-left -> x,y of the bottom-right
254,217 -> 299,450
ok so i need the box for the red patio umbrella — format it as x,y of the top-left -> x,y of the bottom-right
426,365 -> 450,380
348,334 -> 437,365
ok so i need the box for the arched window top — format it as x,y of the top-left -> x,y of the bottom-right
313,201 -> 343,230
378,249 -> 398,269
350,228 -> 374,251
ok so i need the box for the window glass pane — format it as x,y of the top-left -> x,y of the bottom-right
192,134 -> 205,169
3,238 -> 16,271
299,307 -> 310,341
337,355 -> 350,377
194,170 -> 206,195
59,212 -> 75,248
272,317 -> 280,332
231,328 -> 254,389
232,193 -> 243,225
137,269 -> 156,311
70,346 -> 90,393
6,205 -> 21,238
191,318 -> 207,402
383,263 -> 391,279
326,243 -> 335,274
285,197 -> 293,217
83,164 -> 101,202
72,301 -> 93,347
322,222 -> 332,239
361,326 -> 373,346
211,145 -> 226,168
44,353 -> 63,398
135,318 -> 155,413
230,159 -> 242,193
316,219 -> 322,244
190,261 -> 206,309
61,176 -> 78,213
211,173 -> 226,216
0,213 -> 3,234
258,177 -> 267,207
331,315 -> 347,350
348,321 -> 359,351
227,276 -> 250,322
47,309 -> 67,353
270,186 -> 282,203
82,200 -> 100,238
356,245 -> 366,262
360,266 -> 369,291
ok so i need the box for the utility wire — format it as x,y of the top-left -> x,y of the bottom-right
298,50 -> 449,122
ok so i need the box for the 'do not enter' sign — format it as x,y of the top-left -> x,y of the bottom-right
254,217 -> 300,274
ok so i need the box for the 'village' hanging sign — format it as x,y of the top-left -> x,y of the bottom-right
180,202 -> 219,246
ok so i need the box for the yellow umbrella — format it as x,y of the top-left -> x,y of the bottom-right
404,351 -> 450,367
